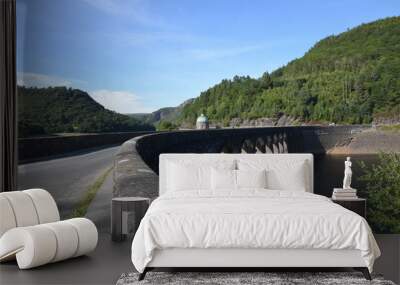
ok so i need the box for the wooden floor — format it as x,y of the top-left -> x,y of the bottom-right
0,234 -> 133,285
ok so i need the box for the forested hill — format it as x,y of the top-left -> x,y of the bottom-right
128,98 -> 195,125
18,86 -> 154,137
180,16 -> 400,126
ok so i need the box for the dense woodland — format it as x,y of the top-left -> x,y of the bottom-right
18,86 -> 154,137
18,17 -> 400,136
180,17 -> 400,126
359,152 -> 400,233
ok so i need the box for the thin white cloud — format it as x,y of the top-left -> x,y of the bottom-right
17,72 -> 86,88
89,89 -> 152,114
110,31 -> 199,47
186,45 -> 265,60
82,0 -> 126,15
82,0 -> 168,28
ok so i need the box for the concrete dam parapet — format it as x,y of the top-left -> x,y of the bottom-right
114,125 -> 367,198
19,131 -> 155,163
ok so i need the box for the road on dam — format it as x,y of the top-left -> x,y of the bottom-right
18,146 -> 120,218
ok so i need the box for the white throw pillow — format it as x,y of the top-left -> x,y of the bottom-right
167,160 -> 235,192
211,169 -> 267,191
211,168 -> 236,191
267,161 -> 307,191
236,169 -> 267,189
167,162 -> 208,191
238,159 -> 308,191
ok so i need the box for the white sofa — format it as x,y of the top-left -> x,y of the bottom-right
0,189 -> 98,269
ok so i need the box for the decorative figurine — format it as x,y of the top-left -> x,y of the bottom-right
343,157 -> 353,189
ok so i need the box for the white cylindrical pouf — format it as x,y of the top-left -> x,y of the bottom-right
0,226 -> 58,269
17,226 -> 58,269
0,218 -> 98,269
42,221 -> 79,262
23,189 -> 60,224
0,196 -> 17,237
65,218 -> 98,257
1,192 -> 39,227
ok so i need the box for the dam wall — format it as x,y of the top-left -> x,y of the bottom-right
114,125 -> 367,198
19,131 -> 155,163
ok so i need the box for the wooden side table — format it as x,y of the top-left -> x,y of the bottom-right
331,198 -> 366,218
111,197 -> 150,242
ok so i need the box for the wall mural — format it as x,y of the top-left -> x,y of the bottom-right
16,0 -> 400,236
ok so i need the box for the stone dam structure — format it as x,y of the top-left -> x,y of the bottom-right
113,125 -> 367,199
18,131 -> 155,163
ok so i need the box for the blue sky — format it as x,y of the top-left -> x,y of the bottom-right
17,0 -> 400,113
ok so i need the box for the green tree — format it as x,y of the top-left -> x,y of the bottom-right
359,152 -> 400,233
18,86 -> 155,137
179,16 -> 400,126
156,120 -> 178,131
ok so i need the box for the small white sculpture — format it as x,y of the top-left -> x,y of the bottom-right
343,156 -> 353,189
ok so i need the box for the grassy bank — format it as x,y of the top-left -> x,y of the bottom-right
379,124 -> 400,132
71,167 -> 113,218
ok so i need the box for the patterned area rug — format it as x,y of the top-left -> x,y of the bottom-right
116,272 -> 396,285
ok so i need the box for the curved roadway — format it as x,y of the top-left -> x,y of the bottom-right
18,146 -> 120,218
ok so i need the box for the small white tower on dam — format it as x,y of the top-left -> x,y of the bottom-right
196,114 -> 209,129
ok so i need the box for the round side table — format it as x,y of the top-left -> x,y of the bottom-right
111,197 -> 150,242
